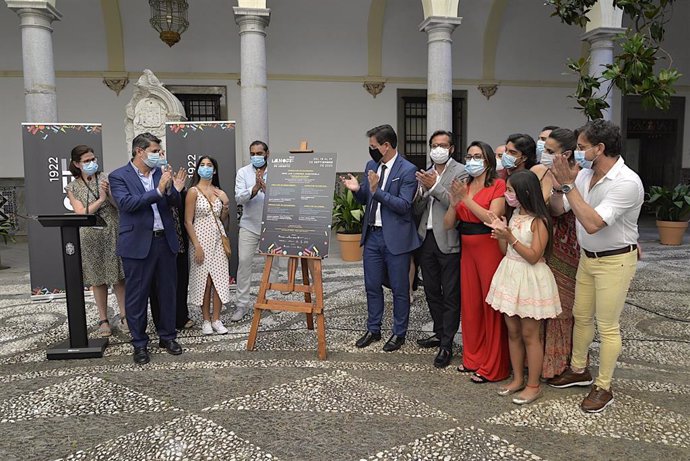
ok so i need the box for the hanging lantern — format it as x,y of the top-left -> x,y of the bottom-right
149,0 -> 189,47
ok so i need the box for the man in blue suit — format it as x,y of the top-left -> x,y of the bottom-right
341,124 -> 421,352
109,132 -> 183,364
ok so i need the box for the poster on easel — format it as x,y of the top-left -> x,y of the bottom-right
259,153 -> 337,258
21,123 -> 103,299
165,121 -> 238,278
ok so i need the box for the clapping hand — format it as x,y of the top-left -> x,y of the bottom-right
551,153 -> 579,185
173,167 -> 187,192
485,211 -> 510,240
158,168 -> 172,193
99,178 -> 109,198
415,169 -> 437,190
449,178 -> 467,205
339,173 -> 360,193
367,170 -> 380,194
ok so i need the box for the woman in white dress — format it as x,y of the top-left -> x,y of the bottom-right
184,156 -> 232,335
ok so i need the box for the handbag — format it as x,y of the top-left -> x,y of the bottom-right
201,189 -> 232,258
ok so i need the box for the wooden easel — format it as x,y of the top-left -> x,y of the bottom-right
246,253 -> 327,360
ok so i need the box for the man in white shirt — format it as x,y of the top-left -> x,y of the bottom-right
231,140 -> 278,321
548,119 -> 643,413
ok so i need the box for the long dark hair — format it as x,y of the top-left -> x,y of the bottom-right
548,128 -> 577,166
505,133 -> 537,169
190,155 -> 221,188
467,141 -> 497,187
69,145 -> 97,178
507,170 -> 553,257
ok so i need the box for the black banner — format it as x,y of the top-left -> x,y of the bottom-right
165,122 -> 238,278
259,153 -> 337,258
21,123 -> 103,297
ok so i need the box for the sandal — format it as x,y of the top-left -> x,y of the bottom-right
456,364 -> 476,373
470,372 -> 489,384
98,319 -> 111,337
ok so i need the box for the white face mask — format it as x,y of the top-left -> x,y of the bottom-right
496,157 -> 504,171
536,139 -> 546,162
429,146 -> 450,165
540,152 -> 555,167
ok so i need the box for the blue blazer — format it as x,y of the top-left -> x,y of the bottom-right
354,154 -> 421,255
109,163 -> 181,259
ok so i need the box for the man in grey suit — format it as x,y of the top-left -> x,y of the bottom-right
413,130 -> 468,368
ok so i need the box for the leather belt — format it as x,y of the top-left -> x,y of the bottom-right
368,225 -> 382,231
583,244 -> 637,259
153,229 -> 165,237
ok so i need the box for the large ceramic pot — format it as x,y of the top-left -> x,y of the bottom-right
656,220 -> 689,245
336,232 -> 363,261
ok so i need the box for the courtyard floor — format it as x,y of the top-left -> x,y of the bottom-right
0,220 -> 688,461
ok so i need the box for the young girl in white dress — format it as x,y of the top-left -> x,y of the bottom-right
184,156 -> 232,335
485,169 -> 562,405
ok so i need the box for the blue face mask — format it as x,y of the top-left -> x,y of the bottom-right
501,153 -> 519,170
157,157 -> 168,168
251,155 -> 266,168
573,150 -> 593,169
465,159 -> 486,177
143,152 -> 160,168
536,140 -> 545,162
82,161 -> 98,176
198,165 -> 214,179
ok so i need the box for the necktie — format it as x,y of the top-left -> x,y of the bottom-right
368,164 -> 388,226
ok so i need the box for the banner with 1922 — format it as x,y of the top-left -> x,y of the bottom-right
22,123 -> 103,296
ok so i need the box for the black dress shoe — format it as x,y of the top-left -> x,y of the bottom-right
416,334 -> 441,349
159,339 -> 183,355
383,334 -> 406,352
433,348 -> 453,368
133,347 -> 150,364
355,331 -> 382,348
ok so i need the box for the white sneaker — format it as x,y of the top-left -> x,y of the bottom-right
202,320 -> 213,335
230,306 -> 248,322
212,320 -> 228,335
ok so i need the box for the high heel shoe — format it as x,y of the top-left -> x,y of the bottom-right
497,384 -> 525,396
512,384 -> 543,405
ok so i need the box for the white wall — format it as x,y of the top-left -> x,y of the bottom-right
0,75 -> 590,178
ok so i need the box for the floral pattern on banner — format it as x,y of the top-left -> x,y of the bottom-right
24,125 -> 101,139
168,123 -> 236,136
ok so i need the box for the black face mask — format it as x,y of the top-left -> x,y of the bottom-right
369,146 -> 383,163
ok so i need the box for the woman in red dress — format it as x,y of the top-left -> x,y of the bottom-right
444,141 -> 510,383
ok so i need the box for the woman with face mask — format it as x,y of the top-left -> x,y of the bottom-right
65,145 -> 127,337
184,156 -> 232,336
443,141 -> 510,384
501,134 -> 553,204
540,128 -> 580,379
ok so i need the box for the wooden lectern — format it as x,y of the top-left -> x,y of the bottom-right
38,214 -> 108,360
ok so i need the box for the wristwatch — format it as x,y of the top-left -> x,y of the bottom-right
561,183 -> 576,194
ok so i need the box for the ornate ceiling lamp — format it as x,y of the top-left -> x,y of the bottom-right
149,0 -> 189,47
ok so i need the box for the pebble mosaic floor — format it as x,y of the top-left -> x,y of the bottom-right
0,238 -> 688,461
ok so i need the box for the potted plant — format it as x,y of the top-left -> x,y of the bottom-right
0,220 -> 16,270
646,184 -> 690,245
332,188 -> 365,261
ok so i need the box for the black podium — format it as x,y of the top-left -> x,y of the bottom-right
38,214 -> 108,359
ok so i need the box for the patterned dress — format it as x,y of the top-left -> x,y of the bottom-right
188,188 -> 231,305
64,174 -> 124,286
543,211 -> 580,377
486,214 -> 562,320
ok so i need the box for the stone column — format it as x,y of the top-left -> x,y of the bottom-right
582,27 -> 624,121
6,0 -> 62,122
234,7 -> 270,157
419,16 -> 462,143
